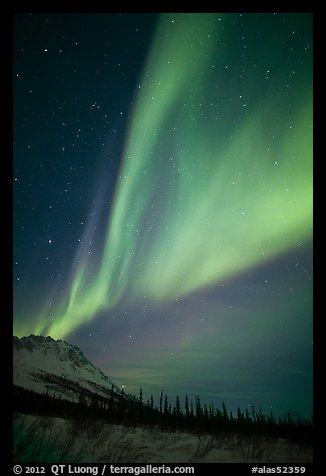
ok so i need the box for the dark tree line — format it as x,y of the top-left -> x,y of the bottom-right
13,384 -> 312,443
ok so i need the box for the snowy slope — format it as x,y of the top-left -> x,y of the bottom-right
13,335 -> 119,402
14,413 -> 313,463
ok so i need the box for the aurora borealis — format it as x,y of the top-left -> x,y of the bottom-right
14,12 -> 313,417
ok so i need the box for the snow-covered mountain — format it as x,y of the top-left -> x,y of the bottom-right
13,335 -> 122,402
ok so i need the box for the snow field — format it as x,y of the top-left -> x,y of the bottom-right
13,413 -> 312,464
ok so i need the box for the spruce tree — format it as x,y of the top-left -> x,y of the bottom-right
222,401 -> 228,420
195,395 -> 202,418
176,395 -> 181,417
185,394 -> 189,418
139,387 -> 143,405
164,395 -> 169,415
139,387 -> 143,422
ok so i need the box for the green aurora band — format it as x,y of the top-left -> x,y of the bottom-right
15,13 -> 312,339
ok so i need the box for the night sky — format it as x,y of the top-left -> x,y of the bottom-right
13,12 -> 313,418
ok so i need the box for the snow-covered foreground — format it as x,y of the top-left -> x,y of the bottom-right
14,413 -> 312,464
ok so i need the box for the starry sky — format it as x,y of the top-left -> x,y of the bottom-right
13,12 -> 313,418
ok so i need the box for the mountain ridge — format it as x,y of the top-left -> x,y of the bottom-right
13,334 -> 123,403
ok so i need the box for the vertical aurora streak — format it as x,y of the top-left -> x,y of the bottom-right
16,13 -> 312,339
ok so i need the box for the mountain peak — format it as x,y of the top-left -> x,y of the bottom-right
14,335 -> 88,364
13,334 -> 117,402
14,334 -> 56,350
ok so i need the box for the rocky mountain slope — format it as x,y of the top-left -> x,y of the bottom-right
13,335 -> 122,402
